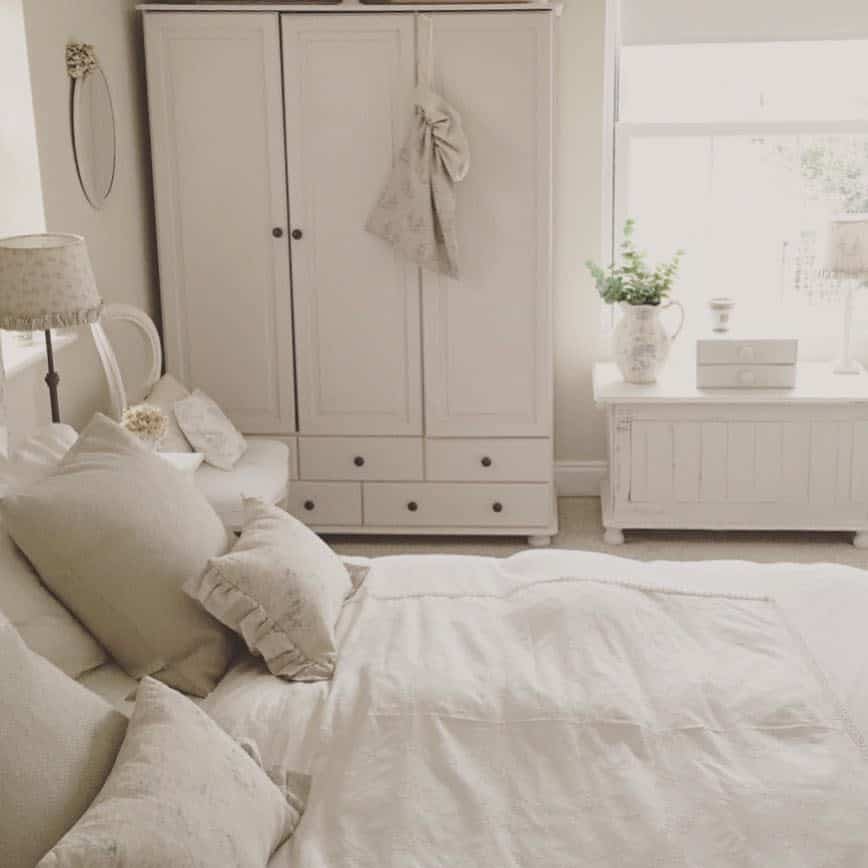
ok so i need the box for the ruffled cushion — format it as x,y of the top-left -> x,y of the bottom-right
184,497 -> 353,681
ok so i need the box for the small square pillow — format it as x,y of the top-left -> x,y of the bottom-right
143,373 -> 194,453
174,388 -> 247,470
0,614 -> 127,868
185,497 -> 353,681
38,677 -> 302,868
2,413 -> 236,697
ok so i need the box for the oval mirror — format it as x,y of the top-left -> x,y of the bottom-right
72,65 -> 116,209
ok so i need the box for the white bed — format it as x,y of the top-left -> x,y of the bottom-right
189,549 -> 868,868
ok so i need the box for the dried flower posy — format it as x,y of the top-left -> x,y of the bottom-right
121,404 -> 169,444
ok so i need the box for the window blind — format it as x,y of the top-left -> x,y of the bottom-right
621,0 -> 868,45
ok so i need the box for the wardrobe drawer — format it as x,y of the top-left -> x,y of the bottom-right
364,483 -> 553,528
425,438 -> 552,482
287,482 -> 362,527
299,437 -> 423,481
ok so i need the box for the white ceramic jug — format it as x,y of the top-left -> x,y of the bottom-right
613,301 -> 684,384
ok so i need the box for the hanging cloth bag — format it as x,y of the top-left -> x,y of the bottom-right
366,15 -> 470,279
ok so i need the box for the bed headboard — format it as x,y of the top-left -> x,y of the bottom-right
91,305 -> 163,420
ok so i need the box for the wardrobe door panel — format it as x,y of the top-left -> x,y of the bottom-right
144,13 -> 295,433
282,14 -> 421,436
422,13 -> 554,437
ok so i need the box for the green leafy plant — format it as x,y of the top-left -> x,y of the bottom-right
586,219 -> 684,306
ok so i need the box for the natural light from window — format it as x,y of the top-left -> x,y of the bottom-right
616,40 -> 868,352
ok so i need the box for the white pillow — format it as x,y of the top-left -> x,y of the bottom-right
174,388 -> 247,470
0,423 -> 78,497
2,414 -> 236,697
0,614 -> 127,868
0,425 -> 108,678
0,522 -> 106,678
158,451 -> 204,474
39,677 -> 302,868
144,373 -> 193,453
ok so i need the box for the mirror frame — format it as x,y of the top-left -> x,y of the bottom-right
71,64 -> 117,210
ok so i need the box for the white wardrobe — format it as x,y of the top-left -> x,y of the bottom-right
142,3 -> 558,544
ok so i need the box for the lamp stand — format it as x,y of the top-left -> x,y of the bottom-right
43,329 -> 61,423
833,281 -> 863,375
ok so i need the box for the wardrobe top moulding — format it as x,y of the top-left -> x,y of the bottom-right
138,3 -> 563,13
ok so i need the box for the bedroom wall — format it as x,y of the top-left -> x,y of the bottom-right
553,0 -> 610,477
5,0 -> 611,474
4,0 -> 158,445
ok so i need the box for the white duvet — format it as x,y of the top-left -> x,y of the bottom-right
263,553 -> 867,867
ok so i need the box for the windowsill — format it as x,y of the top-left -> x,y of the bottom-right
2,332 -> 79,378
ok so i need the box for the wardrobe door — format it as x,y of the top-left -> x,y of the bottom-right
144,13 -> 295,434
282,14 -> 422,436
422,13 -> 554,437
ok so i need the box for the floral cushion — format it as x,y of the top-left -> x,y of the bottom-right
174,389 -> 247,470
184,498 -> 354,681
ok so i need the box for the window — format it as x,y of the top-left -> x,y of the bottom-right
613,36 -> 868,348
0,330 -> 75,377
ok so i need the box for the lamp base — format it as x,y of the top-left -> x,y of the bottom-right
833,358 -> 863,375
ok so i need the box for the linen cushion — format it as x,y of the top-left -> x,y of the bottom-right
194,436 -> 289,530
2,413 -> 236,697
174,388 -> 247,470
144,373 -> 193,452
185,497 -> 352,681
0,614 -> 126,868
39,677 -> 301,868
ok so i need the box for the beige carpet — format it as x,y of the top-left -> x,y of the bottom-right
329,497 -> 868,568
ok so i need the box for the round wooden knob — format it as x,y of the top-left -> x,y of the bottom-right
291,228 -> 304,240
354,456 -> 365,467
303,500 -> 315,512
272,227 -> 284,238
492,502 -> 503,513
481,456 -> 493,468
407,501 -> 419,512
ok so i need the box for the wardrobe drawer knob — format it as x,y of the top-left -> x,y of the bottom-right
354,456 -> 365,467
291,228 -> 304,240
272,227 -> 284,238
303,500 -> 315,512
481,456 -> 493,468
492,502 -> 503,513
407,501 -> 419,512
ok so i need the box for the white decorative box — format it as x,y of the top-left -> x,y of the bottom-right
696,337 -> 798,389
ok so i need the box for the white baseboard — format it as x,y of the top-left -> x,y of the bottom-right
555,460 -> 607,497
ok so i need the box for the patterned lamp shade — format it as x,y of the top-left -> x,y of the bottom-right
823,216 -> 868,278
0,234 -> 102,331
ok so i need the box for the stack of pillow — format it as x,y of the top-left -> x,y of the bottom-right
0,412 -> 365,866
146,373 -> 248,470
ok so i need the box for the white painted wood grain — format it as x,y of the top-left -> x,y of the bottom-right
422,12 -> 553,437
299,437 -> 423,482
700,422 -> 727,502
673,422 -> 700,502
283,14 -> 422,436
145,13 -> 296,433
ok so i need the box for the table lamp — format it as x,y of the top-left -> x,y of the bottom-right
0,234 -> 102,422
823,216 -> 868,375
